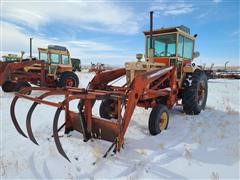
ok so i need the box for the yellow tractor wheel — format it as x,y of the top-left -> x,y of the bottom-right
148,104 -> 169,135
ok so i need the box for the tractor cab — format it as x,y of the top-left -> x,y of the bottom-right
145,25 -> 195,62
125,26 -> 199,85
38,45 -> 72,75
25,45 -> 73,77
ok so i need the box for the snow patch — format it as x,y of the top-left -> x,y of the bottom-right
0,73 -> 239,179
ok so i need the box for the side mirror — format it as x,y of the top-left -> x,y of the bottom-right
193,51 -> 200,59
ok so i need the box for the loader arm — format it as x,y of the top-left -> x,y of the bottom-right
88,68 -> 126,89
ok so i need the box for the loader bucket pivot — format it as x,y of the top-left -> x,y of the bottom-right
10,67 -> 177,161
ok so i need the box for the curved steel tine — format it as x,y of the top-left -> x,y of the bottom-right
10,96 -> 28,138
26,102 -> 39,145
53,108 -> 71,162
25,90 -> 65,146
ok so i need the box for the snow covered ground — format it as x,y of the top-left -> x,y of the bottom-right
0,72 -> 239,179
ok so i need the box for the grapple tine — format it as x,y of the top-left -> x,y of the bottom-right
26,102 -> 39,145
53,107 -> 71,162
25,90 -> 65,145
10,96 -> 28,138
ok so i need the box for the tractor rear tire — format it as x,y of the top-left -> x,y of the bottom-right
182,70 -> 208,115
58,72 -> 79,88
14,81 -> 31,95
148,104 -> 169,135
99,99 -> 118,119
2,81 -> 16,92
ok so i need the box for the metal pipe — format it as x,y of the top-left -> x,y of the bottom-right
30,38 -> 32,59
150,11 -> 153,49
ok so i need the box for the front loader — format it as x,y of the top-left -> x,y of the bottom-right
10,12 -> 208,161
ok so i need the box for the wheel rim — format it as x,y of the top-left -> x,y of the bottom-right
64,78 -> 75,87
106,102 -> 117,118
159,112 -> 168,130
198,81 -> 206,106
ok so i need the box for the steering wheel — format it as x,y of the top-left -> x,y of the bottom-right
159,51 -> 172,56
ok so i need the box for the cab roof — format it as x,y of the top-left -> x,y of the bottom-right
38,48 -> 70,55
144,26 -> 195,40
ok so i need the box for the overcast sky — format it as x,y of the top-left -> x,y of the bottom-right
1,0 -> 239,66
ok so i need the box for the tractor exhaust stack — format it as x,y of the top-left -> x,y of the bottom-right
30,37 -> 33,60
148,11 -> 154,62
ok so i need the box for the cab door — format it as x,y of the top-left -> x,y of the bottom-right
177,34 -> 184,79
49,53 -> 60,75
177,34 -> 194,79
39,51 -> 49,71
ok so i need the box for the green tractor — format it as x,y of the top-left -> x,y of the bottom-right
71,58 -> 81,72
2,52 -> 24,62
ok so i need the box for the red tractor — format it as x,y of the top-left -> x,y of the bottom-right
10,12 -> 207,161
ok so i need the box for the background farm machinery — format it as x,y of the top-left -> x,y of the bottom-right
0,45 -> 79,93
216,70 -> 240,79
202,63 -> 216,80
2,53 -> 24,61
71,58 -> 81,72
201,62 -> 240,80
10,12 -> 208,161
89,62 -> 112,73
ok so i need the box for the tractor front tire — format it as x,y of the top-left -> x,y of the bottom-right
14,81 -> 31,95
2,81 -> 16,92
182,70 -> 208,115
58,72 -> 79,88
148,104 -> 169,136
99,99 -> 118,119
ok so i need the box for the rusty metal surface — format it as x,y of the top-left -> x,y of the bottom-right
0,60 -> 44,85
10,66 -> 177,161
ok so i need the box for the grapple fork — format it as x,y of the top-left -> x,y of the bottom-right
10,67 -> 177,161
10,87 -> 69,142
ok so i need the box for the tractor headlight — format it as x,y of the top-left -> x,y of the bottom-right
136,62 -> 141,68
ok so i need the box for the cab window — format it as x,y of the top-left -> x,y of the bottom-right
50,54 -> 59,64
147,34 -> 177,57
39,52 -> 48,62
177,35 -> 184,57
62,55 -> 69,65
183,37 -> 193,59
